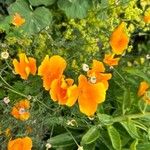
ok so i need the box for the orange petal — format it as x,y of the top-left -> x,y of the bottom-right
78,75 -> 106,116
11,107 -> 19,119
19,112 -> 30,121
110,22 -> 129,55
92,60 -> 105,73
50,78 -> 67,105
8,137 -> 32,150
103,53 -> 120,66
13,59 -> 28,79
50,79 -> 59,102
138,81 -> 149,97
28,57 -> 37,75
66,85 -> 79,107
13,53 -> 37,80
18,99 -> 30,109
38,55 -> 50,76
38,55 -> 67,90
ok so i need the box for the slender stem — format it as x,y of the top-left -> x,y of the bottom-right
113,67 -> 126,83
64,127 -> 79,147
35,98 -> 54,111
4,86 -> 28,98
0,74 -> 13,89
112,112 -> 150,123
5,60 -> 13,71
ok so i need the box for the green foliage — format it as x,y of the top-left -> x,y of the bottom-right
0,0 -> 150,149
57,0 -> 91,19
107,125 -> 122,150
81,126 -> 100,145
47,132 -> 82,148
8,0 -> 52,34
29,0 -> 56,6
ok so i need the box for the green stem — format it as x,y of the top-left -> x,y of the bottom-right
4,86 -> 28,98
0,74 -> 13,89
113,67 -> 126,83
112,112 -> 150,123
64,127 -> 79,147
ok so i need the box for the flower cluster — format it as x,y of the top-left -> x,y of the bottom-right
12,21 -> 130,117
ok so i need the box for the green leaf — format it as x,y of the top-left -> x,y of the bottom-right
130,139 -> 138,150
107,125 -> 121,150
83,143 -> 96,150
122,87 -> 131,114
0,16 -> 12,32
57,0 -> 91,19
81,126 -> 100,145
97,114 -> 113,125
29,0 -> 56,6
124,67 -> 150,83
137,143 -> 150,150
8,0 -> 52,34
47,132 -> 82,148
120,120 -> 140,139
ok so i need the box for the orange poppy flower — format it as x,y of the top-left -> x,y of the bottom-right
78,75 -> 106,116
110,22 -> 129,55
8,137 -> 32,150
103,53 -> 120,66
38,55 -> 67,90
11,99 -> 30,121
50,76 -> 79,106
87,60 -> 112,89
13,53 -> 37,80
144,9 -> 150,23
12,13 -> 25,27
138,81 -> 149,97
138,81 -> 150,104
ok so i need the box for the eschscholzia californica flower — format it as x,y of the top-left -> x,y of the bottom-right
144,9 -> 150,23
50,76 -> 79,106
38,55 -> 67,90
8,137 -> 32,150
138,81 -> 150,104
87,60 -> 112,90
11,99 -> 30,121
77,75 -> 106,116
110,22 -> 129,55
12,13 -> 25,27
13,53 -> 37,80
103,53 -> 120,66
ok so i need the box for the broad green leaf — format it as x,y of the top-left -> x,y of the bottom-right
83,143 -> 96,150
29,0 -> 56,6
81,126 -> 100,145
0,16 -> 12,32
107,125 -> 121,150
137,143 -> 150,150
8,0 -> 52,34
97,114 -> 112,125
57,0 -> 91,19
47,132 -> 82,148
120,120 -> 140,139
124,67 -> 150,83
130,139 -> 138,150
